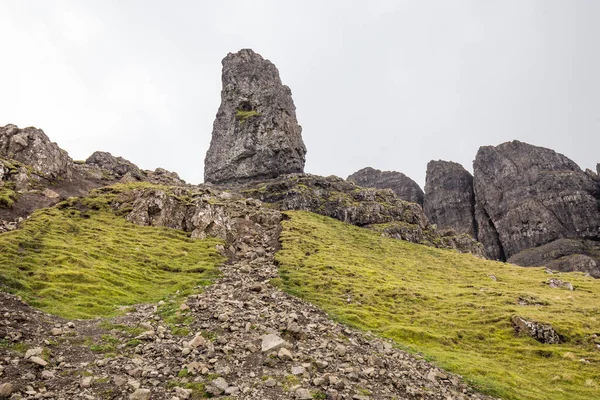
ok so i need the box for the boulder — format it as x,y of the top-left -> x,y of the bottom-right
347,167 -> 424,205
85,151 -> 144,180
511,316 -> 562,344
0,124 -> 72,180
204,49 -> 306,184
423,160 -> 477,238
473,140 -> 600,260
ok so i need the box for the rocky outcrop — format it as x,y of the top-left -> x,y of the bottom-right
0,124 -> 72,180
84,152 -> 185,186
204,49 -> 306,184
473,140 -> 600,260
347,167 -> 424,205
423,161 -> 477,238
241,174 -> 485,256
85,151 -> 144,180
508,239 -> 600,278
511,316 -> 562,344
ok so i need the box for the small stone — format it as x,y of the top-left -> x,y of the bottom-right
180,304 -> 190,311
29,356 -> 47,367
81,376 -> 94,388
41,370 -> 54,379
206,377 -> 228,396
188,333 -> 207,349
264,378 -> 277,387
0,383 -> 14,397
50,328 -> 63,336
295,388 -> 312,399
174,387 -> 192,399
24,348 -> 43,359
261,333 -> 285,353
335,344 -> 347,357
278,347 -> 293,361
225,386 -> 240,395
291,366 -> 305,375
113,376 -> 127,387
130,388 -> 151,400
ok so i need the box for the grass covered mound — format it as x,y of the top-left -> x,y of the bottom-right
0,201 -> 224,319
276,211 -> 600,400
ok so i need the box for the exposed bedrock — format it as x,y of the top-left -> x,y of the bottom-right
347,167 -> 424,205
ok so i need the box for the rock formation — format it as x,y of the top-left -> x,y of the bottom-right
0,124 -> 72,180
347,167 -> 424,205
86,151 -> 144,180
242,174 -> 485,256
204,49 -> 306,184
473,140 -> 600,260
423,161 -> 477,238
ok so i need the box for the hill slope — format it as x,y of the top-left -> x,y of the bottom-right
276,211 -> 600,400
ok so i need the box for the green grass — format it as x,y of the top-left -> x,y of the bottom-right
276,211 -> 600,400
0,198 -> 224,319
235,110 -> 260,121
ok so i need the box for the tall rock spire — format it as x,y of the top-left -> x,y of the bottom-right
204,49 -> 306,184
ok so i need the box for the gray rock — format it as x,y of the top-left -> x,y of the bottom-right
473,140 -> 600,260
508,238 -> 600,277
261,333 -> 285,353
0,383 -> 14,398
129,388 -> 151,400
206,377 -> 228,396
85,151 -> 143,180
264,377 -> 277,387
424,160 -> 477,238
295,388 -> 312,399
0,124 -> 73,180
174,387 -> 192,399
204,49 -> 306,184
511,316 -> 562,344
347,167 -> 424,205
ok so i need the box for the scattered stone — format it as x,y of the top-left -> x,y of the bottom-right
188,333 -> 207,349
264,377 -> 277,387
28,356 -> 47,367
295,388 -> 312,399
548,278 -> 574,290
206,377 -> 228,396
174,387 -> 192,399
512,316 -> 562,344
81,376 -> 94,388
261,333 -> 286,353
0,383 -> 14,398
278,347 -> 293,361
129,388 -> 151,400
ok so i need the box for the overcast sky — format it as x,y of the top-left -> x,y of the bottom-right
1,1 -> 598,186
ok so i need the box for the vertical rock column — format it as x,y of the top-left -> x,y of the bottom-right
204,49 -> 307,184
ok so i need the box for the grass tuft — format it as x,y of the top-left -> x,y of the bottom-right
276,211 -> 600,400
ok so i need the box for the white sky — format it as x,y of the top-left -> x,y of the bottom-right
1,0 -> 598,186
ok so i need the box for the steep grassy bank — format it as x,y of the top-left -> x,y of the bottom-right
0,190 -> 224,319
276,211 -> 600,400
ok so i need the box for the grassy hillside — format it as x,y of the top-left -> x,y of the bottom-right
0,194 -> 224,319
275,211 -> 600,400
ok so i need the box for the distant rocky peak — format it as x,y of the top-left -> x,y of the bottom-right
347,167 -> 424,205
204,49 -> 306,184
423,160 -> 477,238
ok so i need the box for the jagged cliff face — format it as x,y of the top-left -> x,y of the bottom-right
473,140 -> 600,260
347,167 -> 424,205
423,160 -> 477,238
204,49 -> 307,184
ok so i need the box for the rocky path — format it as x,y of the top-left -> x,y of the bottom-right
1,216 -> 495,400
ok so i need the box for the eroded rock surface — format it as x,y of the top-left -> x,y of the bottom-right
241,174 -> 485,256
473,140 -> 600,260
424,160 -> 477,238
347,167 -> 424,205
204,49 -> 306,184
0,124 -> 72,180
511,316 -> 562,344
